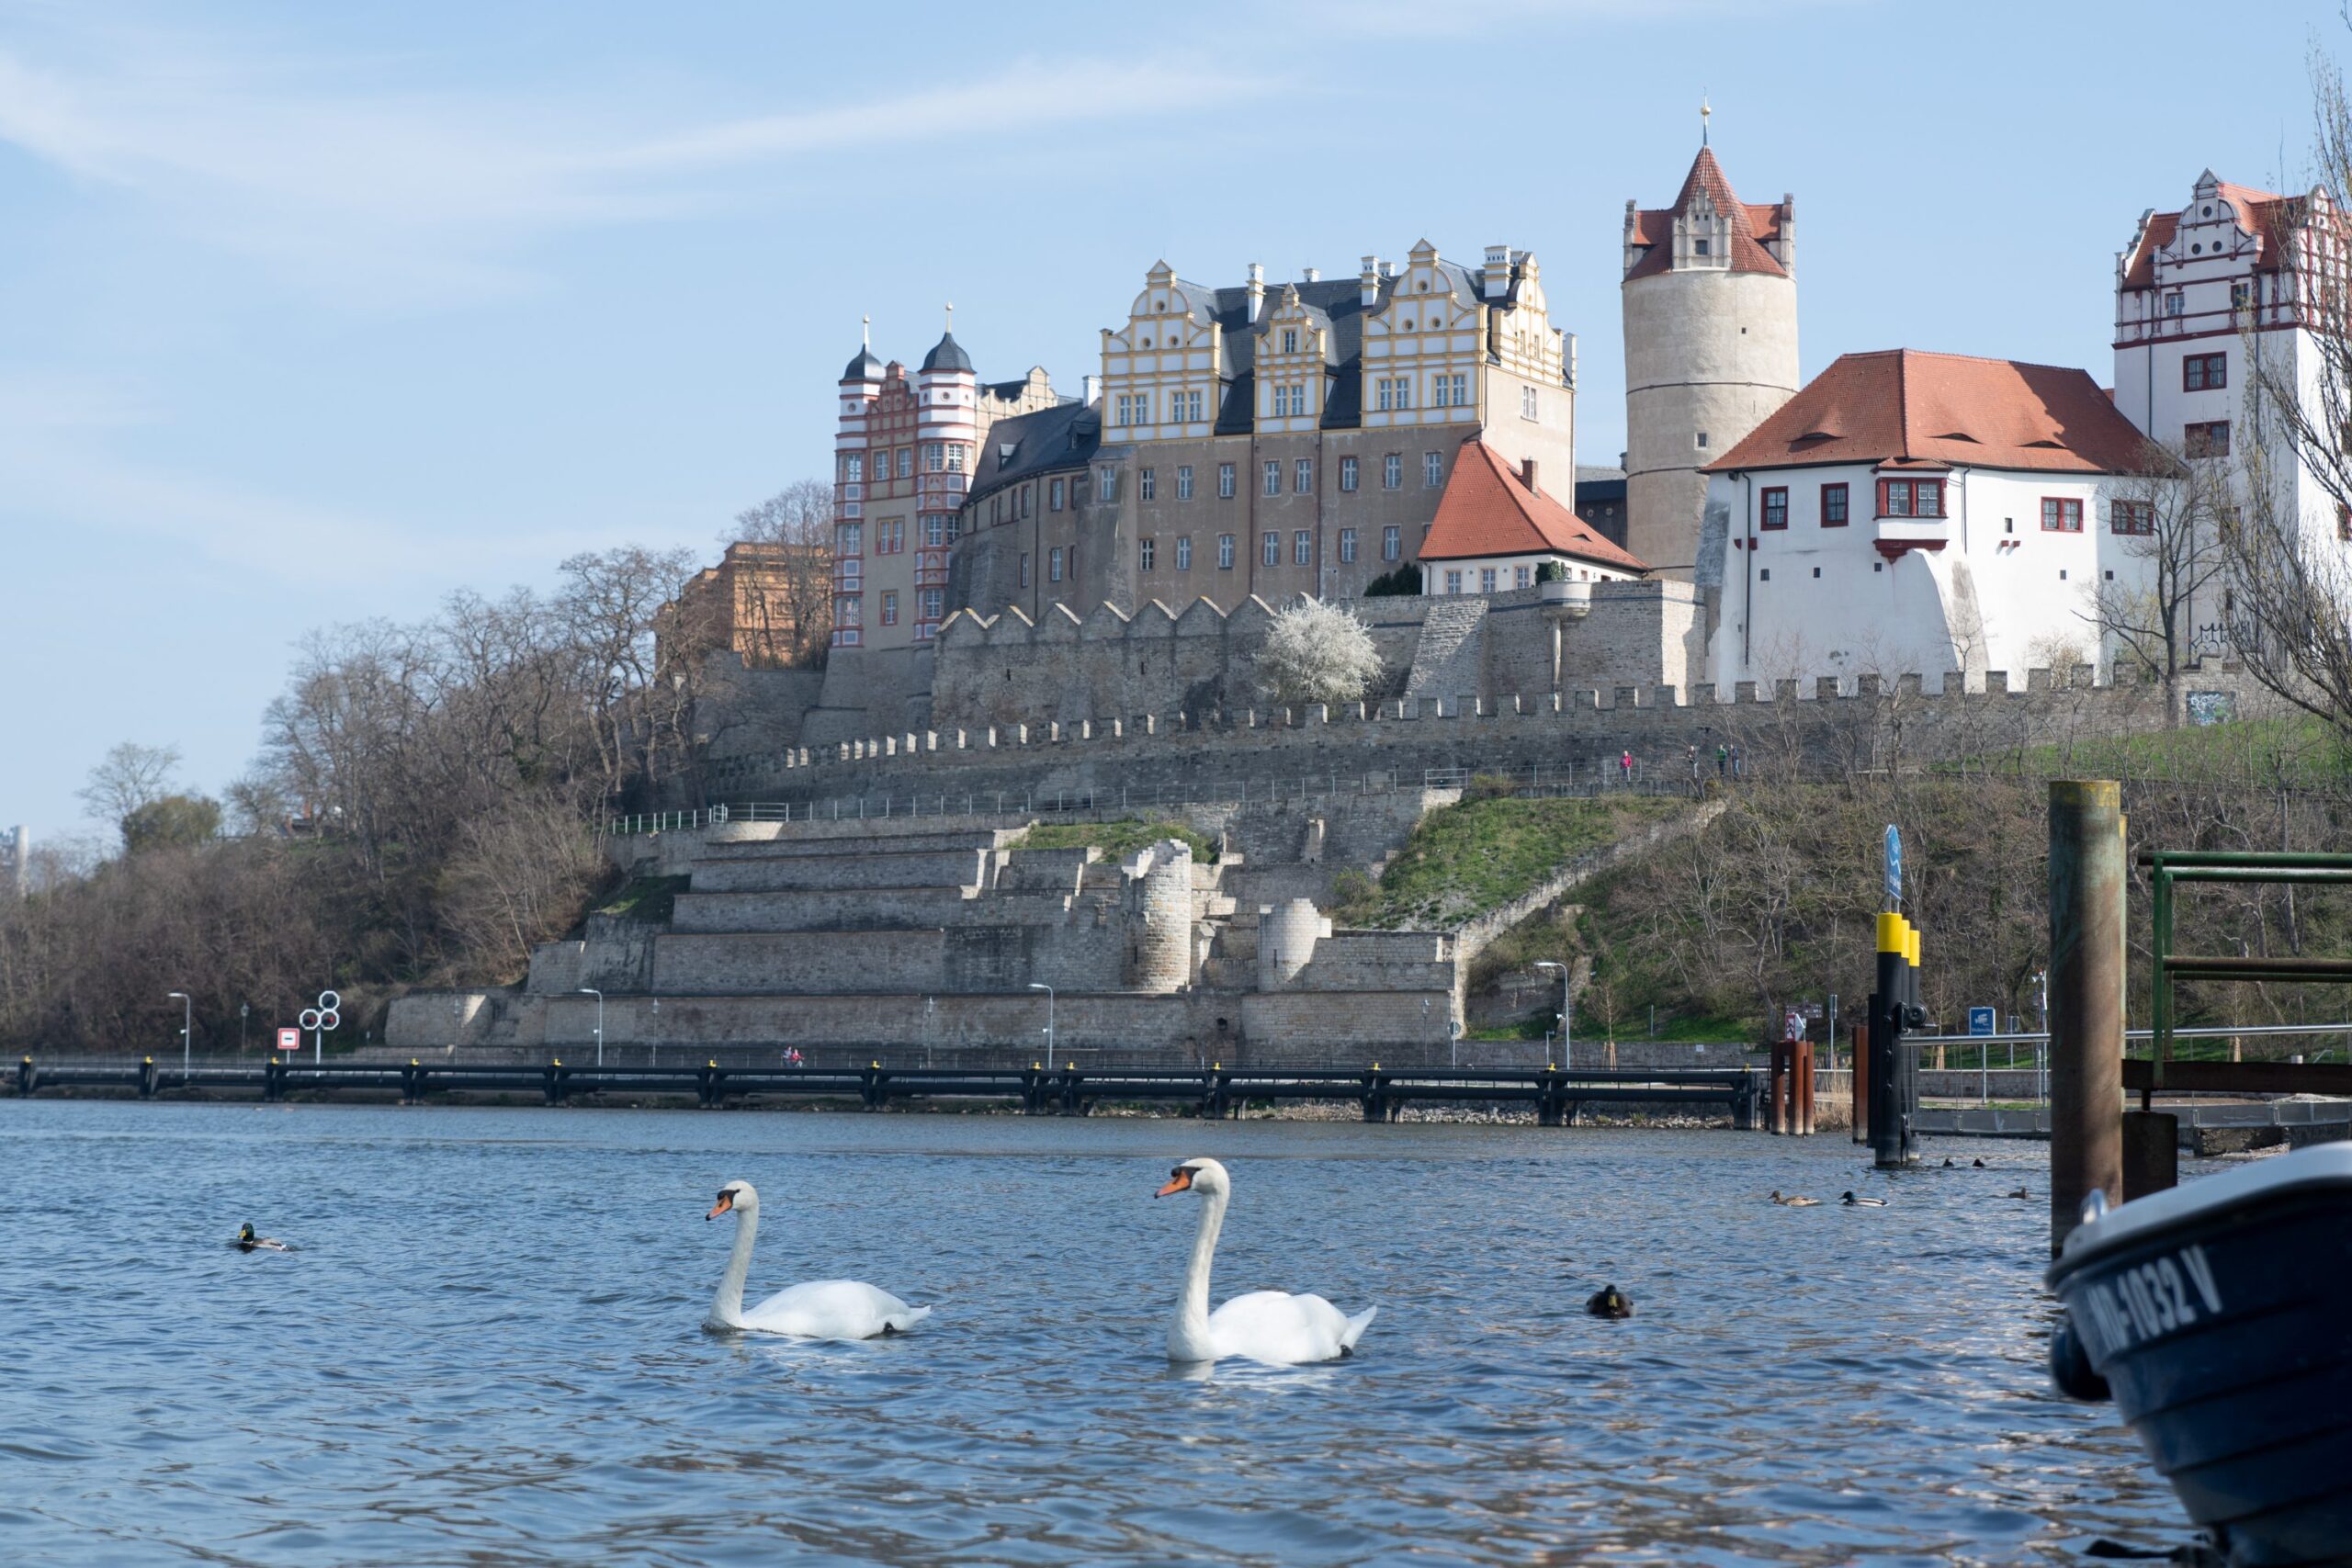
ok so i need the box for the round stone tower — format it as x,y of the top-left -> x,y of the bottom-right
1128,840 -> 1195,994
1621,139 -> 1798,578
1257,897 -> 1327,990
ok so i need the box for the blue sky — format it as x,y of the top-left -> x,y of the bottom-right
2,0 -> 2339,848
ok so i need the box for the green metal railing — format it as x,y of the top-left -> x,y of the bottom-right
2143,849 -> 2352,1089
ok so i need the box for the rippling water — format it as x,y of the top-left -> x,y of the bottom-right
0,1100 -> 2188,1565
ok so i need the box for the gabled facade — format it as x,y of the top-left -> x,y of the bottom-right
1418,437 -> 1646,595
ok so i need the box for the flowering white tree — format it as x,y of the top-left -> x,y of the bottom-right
1254,598 -> 1385,707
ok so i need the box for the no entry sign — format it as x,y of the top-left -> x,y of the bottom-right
277,1027 -> 300,1052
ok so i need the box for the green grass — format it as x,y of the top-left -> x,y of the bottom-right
1009,818 -> 1217,863
597,875 -> 688,922
1953,713 -> 2351,785
1337,795 -> 1683,931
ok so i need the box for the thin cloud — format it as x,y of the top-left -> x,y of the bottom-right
0,27 -> 1286,307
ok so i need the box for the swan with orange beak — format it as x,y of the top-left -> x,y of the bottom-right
1156,1157 -> 1376,1365
704,1179 -> 931,1340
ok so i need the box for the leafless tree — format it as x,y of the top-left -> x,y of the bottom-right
2081,444 -> 2229,705
75,742 -> 183,836
729,479 -> 836,669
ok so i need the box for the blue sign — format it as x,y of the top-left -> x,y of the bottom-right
1968,1007 -> 1996,1037
1883,825 -> 1903,911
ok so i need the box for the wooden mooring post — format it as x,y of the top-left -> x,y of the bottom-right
2049,780 -> 2125,1257
1768,1040 -> 1815,1134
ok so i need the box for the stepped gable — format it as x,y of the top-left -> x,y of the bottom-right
2120,172 -> 2300,288
1707,349 -> 2154,475
1420,438 -> 1649,571
1625,146 -> 1790,280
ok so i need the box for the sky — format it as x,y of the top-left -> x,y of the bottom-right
3,0 -> 2342,851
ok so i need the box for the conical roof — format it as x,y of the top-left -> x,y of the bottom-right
921,331 -> 974,374
842,344 -> 884,381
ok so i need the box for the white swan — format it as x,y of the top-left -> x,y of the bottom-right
1156,1157 -> 1375,1365
704,1179 -> 931,1340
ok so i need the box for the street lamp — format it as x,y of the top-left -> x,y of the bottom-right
576,988 -> 605,1067
1535,962 -> 1571,1070
168,991 -> 191,1080
1028,983 -> 1054,1058
240,1001 -> 249,1054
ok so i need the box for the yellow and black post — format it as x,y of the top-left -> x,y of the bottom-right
1867,913 -> 1922,1168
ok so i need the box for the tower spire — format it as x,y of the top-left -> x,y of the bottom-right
1701,96 -> 1711,147
862,313 -> 870,348
944,301 -> 954,333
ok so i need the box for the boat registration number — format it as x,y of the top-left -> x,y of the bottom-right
2071,1244 -> 2225,1360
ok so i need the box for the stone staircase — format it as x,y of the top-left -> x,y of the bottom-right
1404,598 -> 1487,700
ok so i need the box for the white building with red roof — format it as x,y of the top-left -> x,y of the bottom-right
1700,349 -> 2168,688
1417,436 -> 1647,596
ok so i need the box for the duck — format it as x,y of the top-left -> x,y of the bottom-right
1158,1158 -> 1376,1365
1840,1190 -> 1889,1207
1942,1158 -> 1955,1168
232,1224 -> 291,1252
1973,1158 -> 1987,1168
704,1179 -> 930,1340
1586,1284 -> 1633,1319
2007,1186 -> 2032,1201
1768,1190 -> 1821,1207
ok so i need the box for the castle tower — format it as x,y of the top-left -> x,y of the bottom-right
831,319 -> 884,649
913,309 -> 979,641
1622,131 -> 1798,577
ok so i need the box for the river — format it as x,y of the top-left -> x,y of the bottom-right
0,1100 -> 2184,1564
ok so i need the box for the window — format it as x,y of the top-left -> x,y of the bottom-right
920,588 -> 944,622
2112,500 -> 2155,535
1294,530 -> 1311,565
946,444 -> 966,472
1049,547 -> 1064,582
2185,353 -> 2227,391
1480,567 -> 1498,593
1339,528 -> 1357,563
1383,525 -> 1401,561
1097,466 -> 1116,502
1140,468 -> 1156,502
1384,453 -> 1402,490
1176,536 -> 1193,571
1019,554 -> 1030,587
1174,390 -> 1203,422
1694,432 -> 1709,449
1282,329 -> 1298,353
2165,292 -> 2185,316
2232,281 -> 2252,310
1176,465 -> 1193,501
923,515 -> 945,547
1340,456 -> 1359,491
1431,373 -> 1466,408
1295,458 -> 1313,493
896,448 -> 912,479
1820,483 -> 1849,527
839,595 -> 862,626
1263,460 -> 1281,496
1444,569 -> 1463,593
1515,565 -> 1532,589
880,591 -> 898,626
1050,478 -> 1065,511
1521,386 -> 1538,421
1424,452 -> 1443,488
2041,497 -> 2085,533
1760,486 -> 1789,530
1217,462 -> 1236,500
1394,377 -> 1411,410
1694,237 -> 1711,256
1217,534 -> 1236,570
837,522 -> 864,555
1261,531 -> 1280,566
923,442 -> 944,472
1877,478 -> 1946,518
2185,420 -> 2232,458
843,454 -> 865,483
1139,538 -> 1156,572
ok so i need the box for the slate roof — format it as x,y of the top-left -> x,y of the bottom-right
1625,146 -> 1790,281
1419,438 -> 1649,571
922,331 -> 975,374
1705,349 -> 2156,476
842,344 -> 884,381
967,400 -> 1100,504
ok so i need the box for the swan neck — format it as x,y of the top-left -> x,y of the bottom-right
714,1200 -> 756,1328
1172,1184 -> 1227,1356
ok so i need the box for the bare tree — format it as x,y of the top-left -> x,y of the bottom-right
729,479 -> 836,669
2082,444 -> 2230,705
1254,599 -> 1385,707
75,742 -> 183,835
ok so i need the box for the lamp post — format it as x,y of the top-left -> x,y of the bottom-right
1028,982 -> 1054,1058
168,991 -> 191,1080
240,1001 -> 249,1054
576,988 -> 604,1067
1536,962 -> 1571,1070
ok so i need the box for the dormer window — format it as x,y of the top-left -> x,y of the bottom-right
1282,329 -> 1297,354
1694,238 -> 1711,256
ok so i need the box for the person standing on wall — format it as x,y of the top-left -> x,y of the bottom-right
1619,750 -> 1633,784
1716,743 -> 1728,778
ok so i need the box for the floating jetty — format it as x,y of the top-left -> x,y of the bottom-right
11,1055 -> 1766,1125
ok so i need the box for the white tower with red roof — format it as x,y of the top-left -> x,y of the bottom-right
1623,118 -> 1798,579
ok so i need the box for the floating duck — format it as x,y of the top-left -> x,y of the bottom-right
1942,1158 -> 1955,1168
1840,1190 -> 1889,1207
1769,1190 -> 1822,1207
232,1224 -> 290,1253
1586,1284 -> 1633,1320
2007,1186 -> 2032,1200
1973,1158 -> 1987,1168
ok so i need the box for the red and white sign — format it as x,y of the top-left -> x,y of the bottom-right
277,1027 -> 300,1052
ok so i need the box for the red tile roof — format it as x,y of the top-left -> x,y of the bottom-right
1625,146 -> 1790,281
1420,439 -> 1650,570
2120,175 -> 2303,288
1705,350 -> 2157,476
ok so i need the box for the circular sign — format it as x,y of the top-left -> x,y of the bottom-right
319,1010 -> 341,1032
300,1009 -> 322,1032
319,990 -> 341,1011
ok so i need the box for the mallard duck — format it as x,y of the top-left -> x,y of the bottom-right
1586,1284 -> 1633,1320
232,1224 -> 290,1253
1768,1190 -> 1821,1207
1840,1190 -> 1888,1207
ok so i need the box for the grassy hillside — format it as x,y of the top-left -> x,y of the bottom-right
1332,795 -> 1683,931
1009,818 -> 1217,863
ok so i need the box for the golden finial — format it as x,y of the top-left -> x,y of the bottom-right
1701,96 -> 1712,147
944,301 -> 955,333
861,313 -> 870,348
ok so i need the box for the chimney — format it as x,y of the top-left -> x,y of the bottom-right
1302,265 -> 1320,282
1483,245 -> 1511,300
1081,374 -> 1102,406
1521,457 -> 1539,493
1246,262 -> 1265,323
1360,255 -> 1382,308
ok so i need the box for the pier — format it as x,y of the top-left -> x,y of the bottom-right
11,1054 -> 1765,1125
